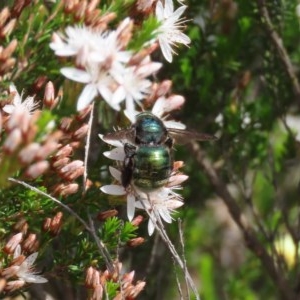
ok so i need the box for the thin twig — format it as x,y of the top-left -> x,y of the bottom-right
87,214 -> 115,273
83,102 -> 94,194
9,177 -> 90,229
257,0 -> 300,102
9,177 -> 115,273
187,141 -> 295,300
173,258 -> 184,300
178,219 -> 190,300
140,196 -> 200,300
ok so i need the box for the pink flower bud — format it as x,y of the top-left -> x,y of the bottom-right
72,124 -> 89,140
4,279 -> 25,292
0,278 -> 6,293
43,81 -> 55,109
22,233 -> 38,253
54,144 -> 73,159
3,128 -> 22,153
25,161 -> 49,179
52,157 -> 71,170
18,143 -> 41,164
97,209 -> 118,221
4,233 -> 23,254
0,7 -> 10,27
35,141 -> 59,160
157,80 -> 172,97
1,266 -> 19,279
60,160 -> 83,174
164,95 -> 185,112
131,215 -> 144,226
127,237 -> 145,248
0,18 -> 16,38
1,39 -> 17,60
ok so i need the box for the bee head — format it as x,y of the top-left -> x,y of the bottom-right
134,112 -> 167,145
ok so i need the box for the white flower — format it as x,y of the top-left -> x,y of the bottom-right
3,84 -> 39,114
51,22 -> 134,111
52,22 -> 162,113
50,24 -> 131,68
135,188 -> 184,235
155,0 -> 191,62
50,26 -> 105,57
61,65 -> 121,111
112,57 -> 162,117
100,166 -> 184,235
13,245 -> 48,284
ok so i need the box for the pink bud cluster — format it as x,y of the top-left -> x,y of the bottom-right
85,262 -> 146,300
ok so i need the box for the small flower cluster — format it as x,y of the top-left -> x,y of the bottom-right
62,0 -> 117,29
50,0 -> 190,113
0,222 -> 48,295
0,6 -> 16,39
48,104 -> 92,197
42,211 -> 64,236
85,262 -> 145,300
0,83 -> 90,196
0,84 -> 61,185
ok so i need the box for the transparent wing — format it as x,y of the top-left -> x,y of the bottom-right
103,127 -> 135,143
168,128 -> 217,144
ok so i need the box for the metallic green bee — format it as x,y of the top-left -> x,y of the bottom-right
104,112 -> 216,192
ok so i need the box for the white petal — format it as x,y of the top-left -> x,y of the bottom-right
103,148 -> 125,161
166,199 -> 184,209
108,166 -> 122,181
98,86 -> 120,111
127,194 -> 136,221
165,0 -> 174,17
155,1 -> 164,21
100,185 -> 125,195
125,96 -> 135,118
23,274 -> 48,283
137,62 -> 162,77
135,199 -> 150,210
168,174 -> 188,186
13,244 -> 21,259
9,83 -> 22,105
171,31 -> 191,45
3,104 -> 15,114
124,109 -> 138,124
99,134 -> 124,147
60,67 -> 91,83
148,218 -> 156,236
171,5 -> 187,21
157,207 -> 172,223
164,120 -> 186,129
24,252 -> 38,267
112,86 -> 126,104
151,97 -> 166,117
159,37 -> 173,63
77,84 -> 98,111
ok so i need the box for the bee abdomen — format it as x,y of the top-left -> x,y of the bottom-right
133,145 -> 172,191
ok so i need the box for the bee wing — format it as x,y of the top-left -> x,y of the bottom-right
103,127 -> 135,143
168,128 -> 217,144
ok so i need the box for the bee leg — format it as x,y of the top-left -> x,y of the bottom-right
165,137 -> 174,148
121,143 -> 136,188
